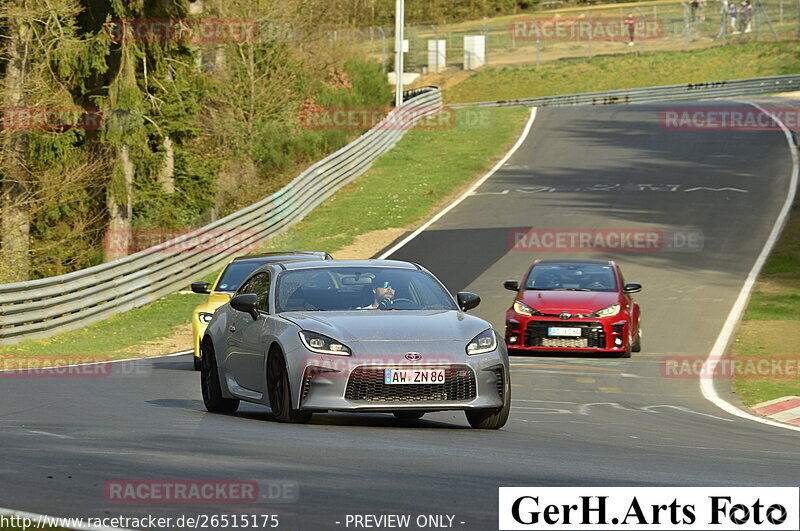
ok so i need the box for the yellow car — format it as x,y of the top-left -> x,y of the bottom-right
190,251 -> 331,370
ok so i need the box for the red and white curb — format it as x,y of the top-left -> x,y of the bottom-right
751,396 -> 800,427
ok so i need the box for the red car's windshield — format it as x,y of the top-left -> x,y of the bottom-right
524,264 -> 618,292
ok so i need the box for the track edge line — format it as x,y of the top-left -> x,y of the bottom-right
699,101 -> 800,433
377,107 -> 539,259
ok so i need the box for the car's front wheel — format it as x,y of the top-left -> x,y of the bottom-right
465,369 -> 510,429
200,340 -> 239,414
632,327 -> 642,352
267,349 -> 312,424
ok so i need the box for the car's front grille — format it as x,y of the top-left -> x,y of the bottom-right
344,366 -> 476,402
524,321 -> 605,348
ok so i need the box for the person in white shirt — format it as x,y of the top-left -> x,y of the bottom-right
358,275 -> 396,309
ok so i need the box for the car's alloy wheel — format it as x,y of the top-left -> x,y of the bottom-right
465,368 -> 510,429
393,411 -> 425,420
200,342 -> 239,414
267,350 -> 312,424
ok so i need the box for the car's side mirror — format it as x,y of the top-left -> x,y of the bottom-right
191,281 -> 211,294
503,280 -> 519,292
624,283 -> 642,294
231,293 -> 259,320
457,292 -> 481,312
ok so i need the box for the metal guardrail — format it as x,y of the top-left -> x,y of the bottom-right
0,87 -> 443,345
448,75 -> 800,108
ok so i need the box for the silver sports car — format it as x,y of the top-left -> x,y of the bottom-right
200,259 -> 510,429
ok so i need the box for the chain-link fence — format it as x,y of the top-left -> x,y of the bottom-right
346,0 -> 799,73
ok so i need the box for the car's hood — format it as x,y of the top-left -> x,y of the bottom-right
519,290 -> 619,314
194,292 -> 232,314
279,310 -> 490,342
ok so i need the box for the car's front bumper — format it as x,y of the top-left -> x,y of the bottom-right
505,313 -> 631,354
295,349 -> 508,412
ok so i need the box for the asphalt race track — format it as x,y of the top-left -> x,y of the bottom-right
1,102 -> 798,531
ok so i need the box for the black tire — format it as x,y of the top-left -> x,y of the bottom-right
465,368 -> 510,429
201,340 -> 239,414
631,328 -> 642,352
393,411 -> 425,420
267,350 -> 312,424
193,356 -> 202,371
618,349 -> 632,358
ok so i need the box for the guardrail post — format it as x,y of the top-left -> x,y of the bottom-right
481,22 -> 489,65
586,12 -> 593,60
635,7 -> 646,53
680,1 -> 690,50
377,27 -> 387,73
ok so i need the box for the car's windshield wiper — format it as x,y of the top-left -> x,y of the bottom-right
551,288 -> 591,291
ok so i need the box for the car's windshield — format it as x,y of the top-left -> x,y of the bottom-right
276,267 -> 457,312
214,261 -> 264,292
524,264 -> 618,292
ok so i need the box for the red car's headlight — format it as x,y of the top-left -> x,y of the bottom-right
592,304 -> 621,318
513,300 -> 542,316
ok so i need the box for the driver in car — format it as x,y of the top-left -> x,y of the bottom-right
358,274 -> 396,309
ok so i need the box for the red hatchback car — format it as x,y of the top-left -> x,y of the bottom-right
504,259 -> 642,358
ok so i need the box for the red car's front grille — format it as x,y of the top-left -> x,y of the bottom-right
524,321 -> 605,348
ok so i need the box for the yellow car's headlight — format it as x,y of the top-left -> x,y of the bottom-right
198,312 -> 214,324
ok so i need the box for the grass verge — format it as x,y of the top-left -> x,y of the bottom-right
262,107 -> 529,253
0,107 -> 529,364
732,192 -> 800,406
444,41 -> 800,103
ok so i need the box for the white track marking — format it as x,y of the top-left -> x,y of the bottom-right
26,430 -> 73,439
377,107 -> 538,259
699,101 -> 800,433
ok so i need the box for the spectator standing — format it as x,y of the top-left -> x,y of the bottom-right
740,0 -> 753,32
691,0 -> 700,21
728,1 -> 738,32
624,12 -> 636,45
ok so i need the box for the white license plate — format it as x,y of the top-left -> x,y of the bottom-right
548,327 -> 583,337
384,369 -> 446,385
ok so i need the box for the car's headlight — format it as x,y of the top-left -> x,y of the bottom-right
513,300 -> 541,316
593,304 -> 621,318
299,330 -> 351,356
198,312 -> 214,324
466,328 -> 497,355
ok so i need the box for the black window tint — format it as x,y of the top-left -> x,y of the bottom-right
237,277 -> 257,295
216,261 -> 264,292
248,272 -> 271,312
